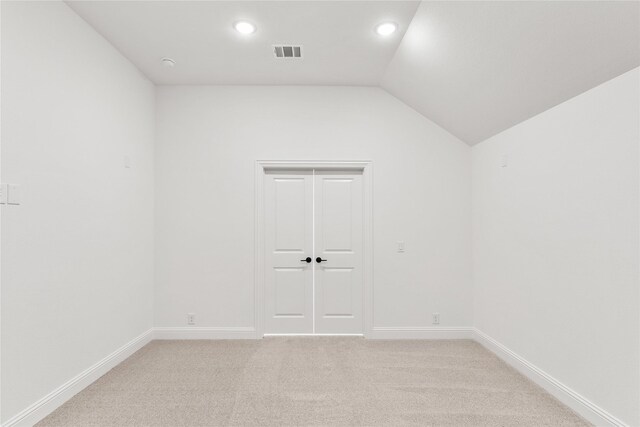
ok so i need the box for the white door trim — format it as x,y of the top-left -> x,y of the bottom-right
255,160 -> 373,338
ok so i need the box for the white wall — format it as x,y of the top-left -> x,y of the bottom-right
154,86 -> 472,332
1,2 -> 155,422
472,68 -> 639,425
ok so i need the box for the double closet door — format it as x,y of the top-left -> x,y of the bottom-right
264,170 -> 363,334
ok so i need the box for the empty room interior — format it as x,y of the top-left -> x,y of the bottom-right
1,0 -> 639,426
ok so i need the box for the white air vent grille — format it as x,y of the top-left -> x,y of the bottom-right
273,45 -> 303,59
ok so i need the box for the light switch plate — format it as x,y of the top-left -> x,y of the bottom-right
500,153 -> 508,168
397,241 -> 405,253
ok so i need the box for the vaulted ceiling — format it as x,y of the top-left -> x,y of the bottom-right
382,1 -> 640,144
68,0 -> 640,145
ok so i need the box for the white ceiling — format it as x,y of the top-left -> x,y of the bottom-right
382,1 -> 640,144
67,1 -> 420,86
67,0 -> 639,145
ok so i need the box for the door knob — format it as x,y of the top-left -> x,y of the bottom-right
316,257 -> 327,263
300,257 -> 312,263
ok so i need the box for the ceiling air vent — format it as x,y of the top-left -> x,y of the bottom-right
273,45 -> 303,59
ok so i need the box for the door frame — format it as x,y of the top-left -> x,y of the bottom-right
254,160 -> 373,338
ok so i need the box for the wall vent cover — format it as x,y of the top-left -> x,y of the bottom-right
273,45 -> 303,59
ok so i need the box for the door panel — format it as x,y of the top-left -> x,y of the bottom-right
314,172 -> 363,334
321,179 -> 353,251
264,172 -> 313,333
321,268 -> 354,316
274,268 -> 307,316
274,178 -> 307,251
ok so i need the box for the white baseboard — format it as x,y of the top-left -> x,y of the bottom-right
473,328 -> 627,427
370,326 -> 474,339
3,328 -> 154,427
153,326 -> 472,340
153,326 -> 257,339
264,334 -> 364,337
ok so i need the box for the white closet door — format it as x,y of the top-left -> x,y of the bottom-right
264,172 -> 314,334
314,172 -> 363,334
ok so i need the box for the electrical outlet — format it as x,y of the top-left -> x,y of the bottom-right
187,313 -> 195,325
432,313 -> 440,325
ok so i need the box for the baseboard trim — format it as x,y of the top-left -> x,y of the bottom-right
473,328 -> 627,427
153,327 -> 257,339
2,328 -> 154,427
370,326 -> 474,339
263,333 -> 364,337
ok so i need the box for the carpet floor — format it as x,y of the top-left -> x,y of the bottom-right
37,338 -> 590,426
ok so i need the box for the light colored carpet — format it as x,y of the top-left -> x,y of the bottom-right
37,338 -> 590,426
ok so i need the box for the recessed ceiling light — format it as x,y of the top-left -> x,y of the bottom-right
375,22 -> 397,36
235,21 -> 256,34
161,57 -> 176,68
